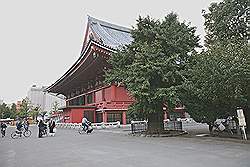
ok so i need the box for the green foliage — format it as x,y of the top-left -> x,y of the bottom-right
203,0 -> 249,46
180,0 -> 250,124
30,106 -> 40,120
105,13 -> 199,130
180,42 -> 249,123
16,98 -> 31,119
0,103 -> 16,119
10,103 -> 17,114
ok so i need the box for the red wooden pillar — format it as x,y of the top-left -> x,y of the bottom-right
122,111 -> 126,125
93,110 -> 96,123
103,112 -> 107,123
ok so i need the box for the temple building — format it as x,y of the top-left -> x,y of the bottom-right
47,16 -> 185,125
47,16 -> 134,124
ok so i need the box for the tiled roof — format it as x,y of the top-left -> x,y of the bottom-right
88,16 -> 133,49
47,16 -> 133,94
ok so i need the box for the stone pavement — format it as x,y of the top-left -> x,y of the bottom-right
0,125 -> 249,167
100,123 -> 250,144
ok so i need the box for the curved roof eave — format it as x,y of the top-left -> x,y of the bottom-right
46,40 -> 116,93
47,16 -> 133,94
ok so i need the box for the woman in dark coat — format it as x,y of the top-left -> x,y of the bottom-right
49,119 -> 56,136
38,120 -> 46,138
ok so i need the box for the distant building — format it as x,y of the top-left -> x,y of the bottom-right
27,85 -> 65,112
16,101 -> 22,112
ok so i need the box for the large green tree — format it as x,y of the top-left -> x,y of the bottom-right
203,0 -> 249,46
181,42 -> 249,124
180,0 -> 249,129
105,13 -> 199,133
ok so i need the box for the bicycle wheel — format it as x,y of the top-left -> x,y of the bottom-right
11,131 -> 19,139
24,130 -> 32,137
78,127 -> 85,134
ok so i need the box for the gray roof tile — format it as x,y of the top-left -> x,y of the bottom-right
88,16 -> 133,49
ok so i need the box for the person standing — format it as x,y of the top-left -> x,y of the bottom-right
0,122 -> 7,137
38,120 -> 46,138
49,119 -> 56,136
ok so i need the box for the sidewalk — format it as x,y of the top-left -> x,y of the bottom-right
181,123 -> 250,144
98,123 -> 250,144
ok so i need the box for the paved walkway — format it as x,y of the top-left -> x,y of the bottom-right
0,126 -> 249,167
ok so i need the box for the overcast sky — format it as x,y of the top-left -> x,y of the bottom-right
0,0 -> 221,104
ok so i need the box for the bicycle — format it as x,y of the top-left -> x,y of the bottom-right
212,119 -> 234,136
78,122 -> 93,134
11,128 -> 32,139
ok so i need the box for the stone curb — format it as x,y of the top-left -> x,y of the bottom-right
129,130 -> 188,137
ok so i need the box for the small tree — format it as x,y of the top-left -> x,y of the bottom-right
17,98 -> 32,119
30,106 -> 40,121
10,103 -> 17,117
0,103 -> 11,119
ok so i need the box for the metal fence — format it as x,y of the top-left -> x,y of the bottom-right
164,120 -> 182,131
131,120 -> 147,134
131,120 -> 183,134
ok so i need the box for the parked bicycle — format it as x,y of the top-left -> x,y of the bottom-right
11,128 -> 32,139
212,118 -> 234,136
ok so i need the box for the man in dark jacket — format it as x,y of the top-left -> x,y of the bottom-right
38,120 -> 46,138
49,119 -> 56,136
1,122 -> 7,137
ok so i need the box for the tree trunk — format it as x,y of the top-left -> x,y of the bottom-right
147,109 -> 164,134
208,123 -> 214,134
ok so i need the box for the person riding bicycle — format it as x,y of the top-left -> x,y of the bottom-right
23,118 -> 29,131
16,120 -> 23,133
81,117 -> 90,131
1,122 -> 7,137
